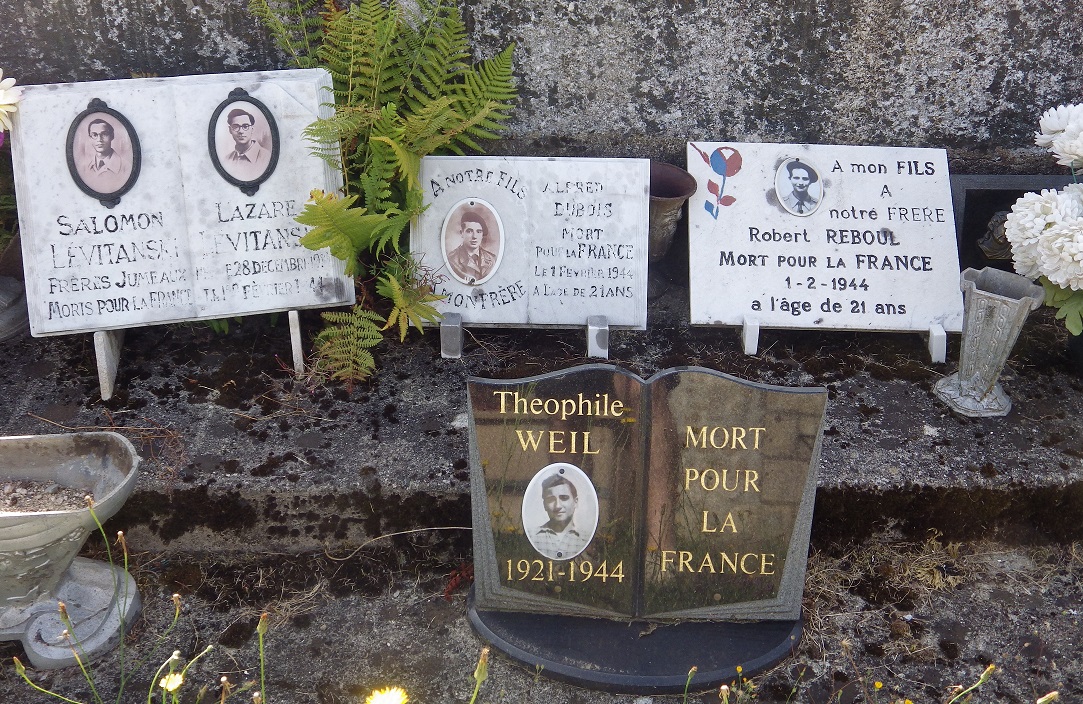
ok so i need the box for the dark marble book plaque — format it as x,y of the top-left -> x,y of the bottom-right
469,365 -> 828,621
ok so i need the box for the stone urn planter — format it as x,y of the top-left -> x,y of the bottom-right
0,432 -> 141,668
934,268 -> 1045,417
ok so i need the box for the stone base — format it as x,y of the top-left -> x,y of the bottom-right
934,374 -> 1012,417
468,590 -> 801,694
0,557 -> 141,669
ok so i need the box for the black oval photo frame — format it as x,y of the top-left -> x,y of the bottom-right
66,99 -> 141,209
208,88 -> 280,196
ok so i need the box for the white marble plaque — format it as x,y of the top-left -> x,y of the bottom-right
11,70 -> 353,336
687,143 -> 963,333
411,156 -> 649,328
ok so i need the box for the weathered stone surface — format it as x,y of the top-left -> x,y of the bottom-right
1,0 -> 1080,171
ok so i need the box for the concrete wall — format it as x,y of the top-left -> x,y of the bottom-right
2,0 -> 1080,172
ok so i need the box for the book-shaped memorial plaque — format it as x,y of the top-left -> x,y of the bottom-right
469,365 -> 828,621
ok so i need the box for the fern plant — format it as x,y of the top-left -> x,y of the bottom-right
312,304 -> 385,388
250,0 -> 517,384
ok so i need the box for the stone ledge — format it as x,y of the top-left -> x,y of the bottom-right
1,283 -> 1078,556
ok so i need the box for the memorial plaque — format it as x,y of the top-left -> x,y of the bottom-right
411,156 -> 649,328
469,365 -> 827,620
686,142 -> 964,337
11,70 -> 353,336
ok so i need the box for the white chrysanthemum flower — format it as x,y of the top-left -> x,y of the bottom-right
1006,189 -> 1064,279
1051,132 -> 1083,172
1027,185 -> 1083,289
1035,104 -> 1083,148
0,68 -> 24,133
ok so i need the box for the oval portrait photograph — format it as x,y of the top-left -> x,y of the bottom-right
440,197 -> 504,286
66,101 -> 140,206
208,90 -> 279,193
775,157 -> 823,217
522,462 -> 599,561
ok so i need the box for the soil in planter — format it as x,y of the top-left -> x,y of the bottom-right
0,479 -> 90,512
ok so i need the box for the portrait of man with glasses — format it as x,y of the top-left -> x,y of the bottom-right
219,106 -> 270,182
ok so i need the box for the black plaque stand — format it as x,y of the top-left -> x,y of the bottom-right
468,588 -> 801,694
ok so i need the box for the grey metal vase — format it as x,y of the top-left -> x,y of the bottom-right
934,268 -> 1044,417
648,161 -> 698,263
0,432 -> 141,668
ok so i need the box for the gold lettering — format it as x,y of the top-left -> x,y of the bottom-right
548,431 -> 566,453
720,512 -> 737,533
685,468 -> 699,491
719,552 -> 738,573
611,398 -> 624,416
698,553 -> 716,573
530,398 -> 543,414
543,398 -> 559,414
685,469 -> 759,493
686,426 -> 706,448
740,553 -> 759,574
515,430 -> 544,451
577,393 -> 592,416
701,510 -> 715,533
582,431 -> 600,455
660,550 -> 675,572
494,390 -> 514,413
684,426 -> 768,449
745,470 -> 760,492
679,551 -> 693,572
515,392 -> 528,414
760,554 -> 775,575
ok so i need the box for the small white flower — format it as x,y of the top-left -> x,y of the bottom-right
1051,133 -> 1083,172
0,68 -> 24,133
1035,104 -> 1083,148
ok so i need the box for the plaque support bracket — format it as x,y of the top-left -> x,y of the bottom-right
93,329 -> 125,401
440,313 -> 464,359
741,316 -> 760,355
586,315 -> 609,359
288,310 -> 304,374
926,323 -> 947,364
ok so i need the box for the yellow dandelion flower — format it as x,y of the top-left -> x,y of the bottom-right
365,686 -> 409,704
159,673 -> 184,692
735,665 -> 743,674
875,681 -> 883,689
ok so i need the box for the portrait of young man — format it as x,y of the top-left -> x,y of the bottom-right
73,115 -> 132,194
523,464 -> 598,561
217,105 -> 271,182
778,158 -> 821,216
442,200 -> 502,285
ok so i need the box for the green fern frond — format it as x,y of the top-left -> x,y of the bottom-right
313,305 -> 385,386
376,270 -> 444,342
303,104 -> 382,172
398,0 -> 471,109
447,43 -> 517,152
249,0 -> 324,68
295,191 -> 396,274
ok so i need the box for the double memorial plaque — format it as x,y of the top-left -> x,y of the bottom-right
468,365 -> 828,691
